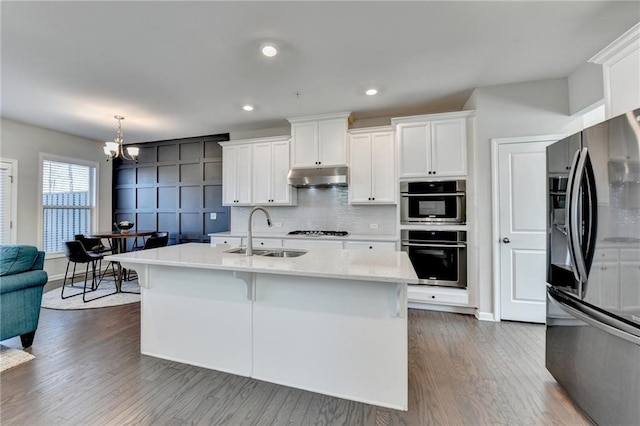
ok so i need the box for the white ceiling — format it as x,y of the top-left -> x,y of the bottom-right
2,1 -> 639,144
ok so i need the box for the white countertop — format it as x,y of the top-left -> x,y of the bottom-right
106,243 -> 418,284
209,231 -> 398,242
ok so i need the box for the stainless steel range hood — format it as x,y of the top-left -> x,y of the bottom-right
287,166 -> 348,187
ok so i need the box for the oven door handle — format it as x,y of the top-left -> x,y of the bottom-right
400,193 -> 465,197
401,242 -> 467,249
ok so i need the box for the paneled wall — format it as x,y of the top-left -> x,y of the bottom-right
113,134 -> 230,246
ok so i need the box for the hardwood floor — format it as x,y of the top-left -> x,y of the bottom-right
1,304 -> 590,425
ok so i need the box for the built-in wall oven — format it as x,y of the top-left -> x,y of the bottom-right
401,230 -> 467,288
400,180 -> 466,224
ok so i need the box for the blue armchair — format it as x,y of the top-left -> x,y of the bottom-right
0,245 -> 48,348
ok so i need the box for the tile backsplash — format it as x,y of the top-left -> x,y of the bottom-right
229,187 -> 397,235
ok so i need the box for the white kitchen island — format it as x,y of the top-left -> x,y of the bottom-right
106,243 -> 418,410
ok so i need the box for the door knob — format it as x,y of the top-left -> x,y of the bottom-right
502,237 -> 511,244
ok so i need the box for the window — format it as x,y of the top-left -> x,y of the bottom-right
41,156 -> 97,253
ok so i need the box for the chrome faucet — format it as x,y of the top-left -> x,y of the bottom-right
246,206 -> 272,256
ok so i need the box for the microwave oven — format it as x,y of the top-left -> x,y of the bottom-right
400,180 -> 466,224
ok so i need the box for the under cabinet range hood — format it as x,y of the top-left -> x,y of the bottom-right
287,166 -> 348,187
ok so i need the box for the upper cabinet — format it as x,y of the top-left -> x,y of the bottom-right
253,138 -> 296,205
222,144 -> 252,205
220,136 -> 296,207
392,111 -> 472,179
590,22 -> 640,118
288,112 -> 351,168
349,127 -> 396,204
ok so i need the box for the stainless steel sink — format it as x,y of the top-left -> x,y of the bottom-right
261,249 -> 307,258
224,247 -> 271,255
224,247 -> 307,258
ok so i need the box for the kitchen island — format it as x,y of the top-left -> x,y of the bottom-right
106,243 -> 418,410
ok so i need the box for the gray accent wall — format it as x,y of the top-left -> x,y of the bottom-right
113,134 -> 230,246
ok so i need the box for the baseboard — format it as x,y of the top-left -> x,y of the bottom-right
476,311 -> 497,322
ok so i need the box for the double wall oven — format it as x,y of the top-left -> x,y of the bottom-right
400,180 -> 467,289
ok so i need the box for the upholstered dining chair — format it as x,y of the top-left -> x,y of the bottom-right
62,240 -> 116,302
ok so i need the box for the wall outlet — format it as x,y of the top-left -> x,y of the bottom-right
210,213 -> 217,220
274,222 -> 282,228
369,223 -> 378,230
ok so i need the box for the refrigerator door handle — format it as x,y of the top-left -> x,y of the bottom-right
549,290 -> 640,346
564,149 -> 583,284
568,148 -> 590,290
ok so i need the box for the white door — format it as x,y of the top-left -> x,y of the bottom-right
497,139 -> 554,323
0,160 -> 15,245
348,134 -> 372,203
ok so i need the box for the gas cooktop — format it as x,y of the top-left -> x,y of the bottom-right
287,230 -> 350,237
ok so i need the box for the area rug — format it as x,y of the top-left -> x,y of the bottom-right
41,278 -> 140,310
0,345 -> 35,372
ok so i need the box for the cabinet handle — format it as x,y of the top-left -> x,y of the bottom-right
372,197 -> 375,201
369,246 -> 373,249
432,171 -> 436,175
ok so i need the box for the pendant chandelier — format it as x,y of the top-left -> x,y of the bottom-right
103,115 -> 139,161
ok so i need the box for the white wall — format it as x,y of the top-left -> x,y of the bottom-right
568,62 -> 604,115
0,118 -> 113,279
464,78 -> 584,319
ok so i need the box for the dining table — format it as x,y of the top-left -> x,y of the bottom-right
87,229 -> 156,292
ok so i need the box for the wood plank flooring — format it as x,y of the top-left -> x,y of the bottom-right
0,304 -> 591,425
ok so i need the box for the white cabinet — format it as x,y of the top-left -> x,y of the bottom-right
349,128 -> 396,204
210,236 -> 243,247
288,112 -> 351,168
222,144 -> 252,205
344,241 -> 397,251
221,136 -> 295,207
393,112 -> 470,179
547,132 -> 581,174
252,138 -> 296,206
252,238 -> 283,249
590,22 -> 640,118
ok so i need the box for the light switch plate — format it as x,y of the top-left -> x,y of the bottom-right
369,223 -> 378,229
210,213 -> 217,220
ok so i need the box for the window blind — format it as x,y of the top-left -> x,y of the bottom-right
42,159 -> 96,253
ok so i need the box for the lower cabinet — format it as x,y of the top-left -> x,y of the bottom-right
210,236 -> 242,247
407,286 -> 469,307
343,241 -> 397,251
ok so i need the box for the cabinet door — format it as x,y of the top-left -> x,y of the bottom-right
210,236 -> 242,247
430,119 -> 466,177
344,241 -> 396,251
370,132 -> 396,203
398,123 -> 430,178
222,146 -> 238,205
271,140 -> 292,204
348,134 -> 372,203
318,118 -> 348,166
252,143 -> 272,205
291,122 -> 318,168
236,144 -> 253,204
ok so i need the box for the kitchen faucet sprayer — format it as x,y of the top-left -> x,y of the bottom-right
247,206 -> 272,256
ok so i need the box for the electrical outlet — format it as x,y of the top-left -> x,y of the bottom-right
210,213 -> 217,220
274,222 -> 282,228
369,223 -> 378,230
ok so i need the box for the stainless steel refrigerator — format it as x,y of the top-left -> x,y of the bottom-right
546,108 -> 640,425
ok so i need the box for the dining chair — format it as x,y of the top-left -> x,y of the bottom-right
62,240 -> 117,302
125,232 -> 170,283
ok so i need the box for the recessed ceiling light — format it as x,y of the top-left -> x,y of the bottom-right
365,88 -> 378,96
261,43 -> 278,57
243,105 -> 254,111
